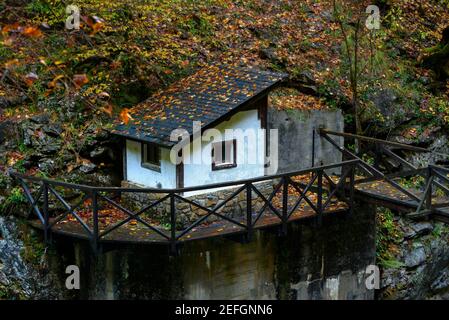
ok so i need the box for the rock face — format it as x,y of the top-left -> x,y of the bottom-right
0,114 -> 123,188
406,135 -> 449,168
0,216 -> 63,299
404,245 -> 426,268
368,88 -> 415,130
380,217 -> 449,300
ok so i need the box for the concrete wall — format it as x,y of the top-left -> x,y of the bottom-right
125,140 -> 176,189
267,108 -> 344,174
50,203 -> 376,300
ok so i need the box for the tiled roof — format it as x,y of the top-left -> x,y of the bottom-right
111,64 -> 287,146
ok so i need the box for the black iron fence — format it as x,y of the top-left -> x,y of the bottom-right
10,159 -> 359,253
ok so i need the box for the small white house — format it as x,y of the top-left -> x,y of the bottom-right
112,64 -> 287,195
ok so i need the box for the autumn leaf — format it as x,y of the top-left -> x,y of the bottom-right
98,91 -> 110,99
48,74 -> 65,88
7,151 -> 24,166
83,15 -> 104,34
73,74 -> 89,88
101,103 -> 113,116
24,72 -> 39,86
4,59 -> 19,70
22,26 -> 43,38
2,37 -> 14,46
1,23 -> 20,34
67,163 -> 76,173
120,108 -> 133,125
83,198 -> 92,207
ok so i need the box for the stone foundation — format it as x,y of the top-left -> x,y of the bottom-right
121,180 -> 278,228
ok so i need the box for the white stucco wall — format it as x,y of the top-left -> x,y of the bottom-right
125,109 -> 265,194
125,139 -> 176,189
183,109 -> 265,196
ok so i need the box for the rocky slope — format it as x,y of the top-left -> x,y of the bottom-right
379,214 -> 449,299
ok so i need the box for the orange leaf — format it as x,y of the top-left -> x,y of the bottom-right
101,104 -> 113,116
120,108 -> 133,125
83,16 -> 104,34
22,26 -> 43,38
73,74 -> 89,88
1,23 -> 20,34
48,74 -> 65,88
24,72 -> 38,86
4,59 -> 19,70
84,199 -> 92,207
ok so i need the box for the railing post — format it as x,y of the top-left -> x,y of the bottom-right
425,167 -> 433,214
348,164 -> 355,218
374,144 -> 381,170
169,192 -> 177,255
281,177 -> 289,235
246,183 -> 253,241
311,128 -> 316,167
317,169 -> 323,226
43,182 -> 50,244
91,189 -> 99,254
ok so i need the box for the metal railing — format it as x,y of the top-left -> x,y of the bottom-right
320,129 -> 449,219
10,159 -> 359,254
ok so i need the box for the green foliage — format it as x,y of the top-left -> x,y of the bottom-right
20,230 -> 47,266
0,283 -> 27,300
26,0 -> 66,25
380,258 -> 405,269
398,176 -> 425,190
362,153 -> 375,166
431,223 -> 449,238
419,96 -> 449,127
0,171 -> 9,190
376,208 -> 404,268
13,159 -> 26,174
179,15 -> 214,37
0,187 -> 27,215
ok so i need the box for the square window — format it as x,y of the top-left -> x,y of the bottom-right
141,143 -> 161,171
211,139 -> 237,170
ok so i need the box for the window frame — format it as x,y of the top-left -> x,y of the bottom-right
141,142 -> 161,172
211,139 -> 237,171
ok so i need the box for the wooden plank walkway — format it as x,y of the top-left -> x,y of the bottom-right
354,180 -> 449,223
